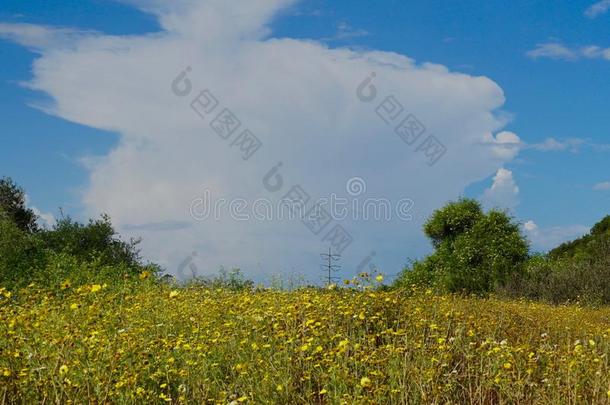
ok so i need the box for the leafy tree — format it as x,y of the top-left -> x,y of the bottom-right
423,198 -> 483,248
40,214 -> 143,272
397,198 -> 529,294
0,177 -> 38,233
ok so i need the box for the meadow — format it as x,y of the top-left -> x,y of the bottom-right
3,279 -> 610,404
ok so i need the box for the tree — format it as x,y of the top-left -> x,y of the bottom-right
40,214 -> 142,271
0,177 -> 38,233
398,198 -> 529,294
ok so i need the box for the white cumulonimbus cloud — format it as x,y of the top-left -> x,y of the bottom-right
0,0 -> 522,281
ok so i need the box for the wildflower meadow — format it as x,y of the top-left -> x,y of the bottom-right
3,279 -> 610,404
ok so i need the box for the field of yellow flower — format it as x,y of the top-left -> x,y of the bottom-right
3,282 -> 610,404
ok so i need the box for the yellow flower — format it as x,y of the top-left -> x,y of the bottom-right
60,280 -> 71,290
375,274 -> 384,283
319,388 -> 328,395
276,384 -> 283,392
169,290 -> 179,298
503,362 -> 512,370
139,271 -> 151,280
90,284 -> 102,293
59,365 -> 69,375
2,369 -> 11,377
360,376 -> 372,388
70,303 -> 79,310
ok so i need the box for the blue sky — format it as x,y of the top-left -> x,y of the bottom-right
1,0 -> 609,279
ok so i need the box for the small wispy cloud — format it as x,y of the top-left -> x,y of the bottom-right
528,137 -> 585,153
527,42 -> 578,61
322,22 -> 369,42
585,0 -> 610,18
0,23 -> 93,51
527,42 -> 610,61
593,181 -> 610,191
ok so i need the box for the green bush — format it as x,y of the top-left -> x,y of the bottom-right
186,267 -> 254,291
0,177 -> 158,290
397,198 -> 529,294
0,218 -> 45,288
502,238 -> 610,306
39,215 -> 143,272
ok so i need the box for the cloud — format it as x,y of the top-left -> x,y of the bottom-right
528,137 -> 585,153
24,195 -> 56,228
123,221 -> 193,232
585,0 -> 610,18
523,220 -> 538,233
522,220 -> 590,252
0,0 -> 520,281
331,22 -> 369,41
481,168 -> 519,211
481,131 -> 522,160
593,181 -> 610,191
527,42 -> 610,61
527,43 -> 578,61
0,23 -> 93,51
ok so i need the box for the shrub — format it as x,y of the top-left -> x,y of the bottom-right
0,218 -> 45,289
549,215 -> 610,261
40,215 -> 143,272
502,240 -> 610,305
397,198 -> 529,294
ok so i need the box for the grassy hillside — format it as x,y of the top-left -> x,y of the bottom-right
3,282 -> 610,404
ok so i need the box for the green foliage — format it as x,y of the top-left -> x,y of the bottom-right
548,215 -> 610,261
0,177 -> 157,289
501,242 -> 610,305
40,214 -> 142,271
423,198 -> 483,248
187,267 -> 254,291
397,198 -> 529,294
500,216 -> 610,305
0,218 -> 45,288
0,177 -> 38,233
